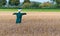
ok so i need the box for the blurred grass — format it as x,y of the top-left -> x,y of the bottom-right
0,9 -> 17,12
0,9 -> 60,12
23,9 -> 60,12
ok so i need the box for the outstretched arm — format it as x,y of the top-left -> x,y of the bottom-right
13,13 -> 17,15
22,13 -> 27,15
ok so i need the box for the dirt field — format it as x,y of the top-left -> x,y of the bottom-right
0,12 -> 60,36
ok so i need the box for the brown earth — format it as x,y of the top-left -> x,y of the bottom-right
0,12 -> 60,36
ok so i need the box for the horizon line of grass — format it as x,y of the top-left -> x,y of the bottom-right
0,9 -> 60,12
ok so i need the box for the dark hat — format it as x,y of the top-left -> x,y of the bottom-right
18,8 -> 22,9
